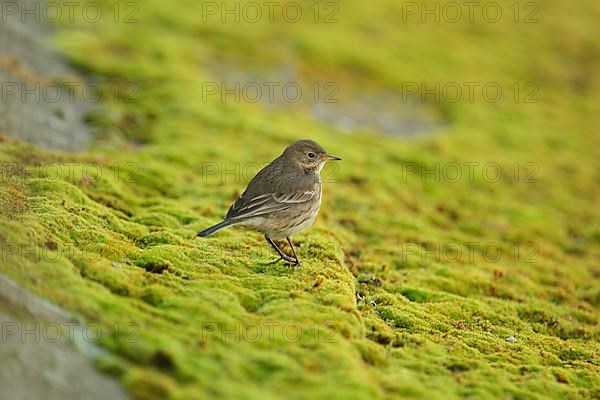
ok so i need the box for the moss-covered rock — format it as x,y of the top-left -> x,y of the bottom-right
1,0 -> 599,398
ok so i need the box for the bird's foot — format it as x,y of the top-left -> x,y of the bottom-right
269,254 -> 301,267
264,236 -> 300,267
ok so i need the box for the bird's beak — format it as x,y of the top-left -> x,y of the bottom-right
322,154 -> 342,161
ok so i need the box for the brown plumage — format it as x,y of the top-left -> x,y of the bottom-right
197,139 -> 341,265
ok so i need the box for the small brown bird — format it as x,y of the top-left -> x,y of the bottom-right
197,139 -> 341,265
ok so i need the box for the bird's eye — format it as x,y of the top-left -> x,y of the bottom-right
307,152 -> 316,159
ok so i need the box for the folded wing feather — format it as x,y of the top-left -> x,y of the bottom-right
226,190 -> 315,221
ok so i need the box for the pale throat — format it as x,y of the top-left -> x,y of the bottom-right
317,161 -> 326,173
300,161 -> 326,175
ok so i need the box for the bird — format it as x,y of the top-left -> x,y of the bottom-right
197,139 -> 341,265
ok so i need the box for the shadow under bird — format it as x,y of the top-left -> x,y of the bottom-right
197,139 -> 341,265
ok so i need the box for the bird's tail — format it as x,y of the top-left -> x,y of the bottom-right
197,219 -> 236,237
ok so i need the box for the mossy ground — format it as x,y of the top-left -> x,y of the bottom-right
1,0 -> 599,398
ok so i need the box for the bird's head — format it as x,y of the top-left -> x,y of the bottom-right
283,139 -> 341,172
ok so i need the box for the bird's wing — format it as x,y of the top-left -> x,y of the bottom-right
226,190 -> 315,221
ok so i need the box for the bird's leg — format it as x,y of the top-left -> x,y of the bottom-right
265,236 -> 296,264
286,237 -> 301,266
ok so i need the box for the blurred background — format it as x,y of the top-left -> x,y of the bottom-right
1,0 -> 599,399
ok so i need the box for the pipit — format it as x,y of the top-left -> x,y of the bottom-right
197,139 -> 341,265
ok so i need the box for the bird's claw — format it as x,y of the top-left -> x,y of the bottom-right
269,255 -> 301,267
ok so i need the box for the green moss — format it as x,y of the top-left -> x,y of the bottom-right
399,287 -> 434,303
1,0 -> 599,398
